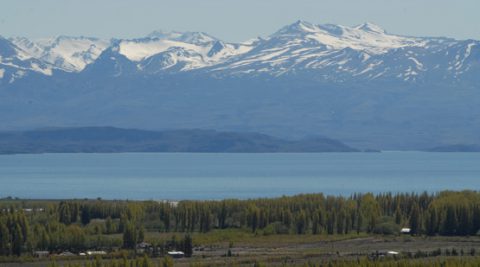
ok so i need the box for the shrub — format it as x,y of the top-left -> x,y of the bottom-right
373,222 -> 400,235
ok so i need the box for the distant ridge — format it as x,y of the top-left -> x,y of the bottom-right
0,127 -> 359,154
2,21 -> 480,150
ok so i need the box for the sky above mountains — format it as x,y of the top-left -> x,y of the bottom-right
1,0 -> 479,42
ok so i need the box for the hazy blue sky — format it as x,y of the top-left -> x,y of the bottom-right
1,0 -> 478,42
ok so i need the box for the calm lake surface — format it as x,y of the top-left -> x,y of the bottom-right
0,152 -> 479,200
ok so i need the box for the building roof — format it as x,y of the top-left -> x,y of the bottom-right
167,251 -> 185,255
86,251 -> 107,255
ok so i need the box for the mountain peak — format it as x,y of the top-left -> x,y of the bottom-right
275,20 -> 318,36
147,30 -> 183,40
355,22 -> 386,34
147,30 -> 218,45
293,20 -> 315,27
291,20 -> 317,31
176,31 -> 218,45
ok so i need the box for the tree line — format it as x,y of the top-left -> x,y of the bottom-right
1,190 -> 480,257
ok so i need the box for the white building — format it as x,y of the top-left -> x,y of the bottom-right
167,251 -> 185,258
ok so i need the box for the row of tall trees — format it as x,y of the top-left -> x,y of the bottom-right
0,210 -> 29,256
150,191 -> 480,236
1,191 -> 480,256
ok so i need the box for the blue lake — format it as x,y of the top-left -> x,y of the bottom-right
0,152 -> 479,200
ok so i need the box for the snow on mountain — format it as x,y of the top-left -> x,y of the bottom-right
10,36 -> 110,72
1,21 -> 479,84
207,21 -> 477,82
118,37 -> 207,62
138,47 -> 206,72
135,41 -> 252,73
175,32 -> 219,45
1,22 -> 480,150
147,31 -> 218,45
146,30 -> 183,40
117,31 -> 254,71
0,36 -> 53,83
269,20 -> 428,54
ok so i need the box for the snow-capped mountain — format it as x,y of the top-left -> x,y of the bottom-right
2,21 -> 478,83
1,30 -> 256,79
209,21 -> 478,82
0,36 -> 53,83
10,36 -> 110,72
0,21 -> 479,150
116,32 -> 254,72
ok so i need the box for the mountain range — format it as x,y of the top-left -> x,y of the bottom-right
0,127 -> 358,154
1,21 -> 479,150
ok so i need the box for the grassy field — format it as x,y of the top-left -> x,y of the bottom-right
2,229 -> 480,266
142,228 -> 370,246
